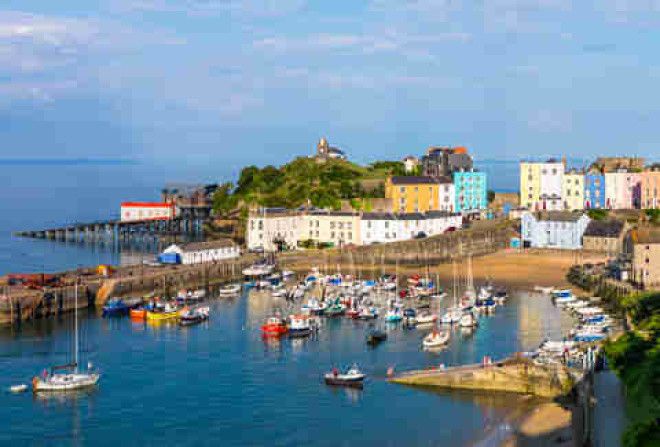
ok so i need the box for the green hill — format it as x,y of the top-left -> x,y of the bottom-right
212,157 -> 404,215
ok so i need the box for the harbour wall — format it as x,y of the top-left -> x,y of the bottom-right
389,357 -> 576,399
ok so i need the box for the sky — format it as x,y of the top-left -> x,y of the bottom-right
1,0 -> 660,167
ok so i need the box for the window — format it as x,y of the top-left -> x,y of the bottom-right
315,231 -> 319,237
400,186 -> 406,193
347,222 -> 352,229
348,232 -> 352,239
258,220 -> 263,230
384,221 -> 389,228
330,222 -> 335,229
340,232 -> 344,239
330,231 -> 335,238
367,221 -> 372,228
338,222 -> 344,229
315,220 -> 319,227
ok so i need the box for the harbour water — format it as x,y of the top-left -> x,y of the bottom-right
1,289 -> 575,445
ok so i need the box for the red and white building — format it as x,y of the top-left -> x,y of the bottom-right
120,202 -> 176,222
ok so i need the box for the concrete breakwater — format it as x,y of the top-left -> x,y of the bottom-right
389,357 -> 576,399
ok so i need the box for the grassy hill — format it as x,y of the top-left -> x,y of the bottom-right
212,157 -> 404,215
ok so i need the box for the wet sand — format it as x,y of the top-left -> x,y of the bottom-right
501,402 -> 575,447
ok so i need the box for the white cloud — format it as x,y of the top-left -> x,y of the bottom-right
115,0 -> 306,17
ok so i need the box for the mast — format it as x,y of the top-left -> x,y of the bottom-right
74,277 -> 78,372
452,261 -> 457,308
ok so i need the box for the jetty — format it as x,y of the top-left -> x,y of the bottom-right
389,357 -> 577,398
15,208 -> 211,243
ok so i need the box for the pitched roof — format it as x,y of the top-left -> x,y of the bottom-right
424,210 -> 456,218
390,176 -> 439,185
395,212 -> 426,220
530,211 -> 587,222
179,239 -> 237,251
584,219 -> 625,238
362,212 -> 396,220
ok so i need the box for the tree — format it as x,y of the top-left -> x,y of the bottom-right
212,182 -> 238,216
587,209 -> 609,221
487,190 -> 496,204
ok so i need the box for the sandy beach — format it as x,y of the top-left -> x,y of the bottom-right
502,402 -> 576,447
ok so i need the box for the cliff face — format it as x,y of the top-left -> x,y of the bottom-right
390,359 -> 575,399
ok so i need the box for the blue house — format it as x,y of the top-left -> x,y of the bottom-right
453,170 -> 487,213
584,171 -> 605,209
521,211 -> 590,250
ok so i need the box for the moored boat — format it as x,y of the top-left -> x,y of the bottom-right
415,313 -> 437,325
288,314 -> 312,337
366,329 -> 387,346
179,306 -> 210,326
102,298 -> 130,316
324,364 -> 365,388
422,329 -> 450,349
219,284 -> 241,296
261,316 -> 288,336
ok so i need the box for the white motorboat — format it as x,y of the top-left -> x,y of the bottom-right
459,309 -> 478,328
324,364 -> 365,387
219,284 -> 241,296
33,280 -> 100,393
9,384 -> 28,393
190,289 -> 206,300
282,270 -> 295,278
430,292 -> 447,300
288,314 -> 313,337
441,308 -> 462,324
415,313 -> 438,325
242,263 -> 275,277
534,286 -> 554,294
422,330 -> 450,349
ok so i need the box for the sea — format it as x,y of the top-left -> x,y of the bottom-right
2,158 -> 623,446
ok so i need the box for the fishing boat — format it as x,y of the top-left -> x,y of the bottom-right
102,298 -> 130,316
301,298 -> 327,316
129,307 -> 147,321
261,316 -> 288,336
422,329 -> 450,349
179,306 -> 210,326
288,314 -> 312,337
219,284 -> 241,296
459,308 -> 478,328
324,300 -> 346,317
385,308 -> 403,322
146,303 -> 180,321
242,261 -> 275,277
324,364 -> 365,388
358,306 -> 378,320
415,312 -> 437,325
366,329 -> 387,346
33,281 -> 100,392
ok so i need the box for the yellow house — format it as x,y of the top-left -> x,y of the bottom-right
562,170 -> 584,210
520,162 -> 541,209
385,176 -> 440,213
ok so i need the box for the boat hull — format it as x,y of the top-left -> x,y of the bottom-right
32,373 -> 100,392
324,376 -> 365,388
146,311 -> 180,321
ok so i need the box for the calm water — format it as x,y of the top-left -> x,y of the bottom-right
1,289 -> 575,446
0,159 -> 525,276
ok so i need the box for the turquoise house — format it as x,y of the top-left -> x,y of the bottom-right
453,170 -> 487,213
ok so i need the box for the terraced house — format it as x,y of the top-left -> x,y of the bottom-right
519,159 -> 564,211
640,167 -> 660,209
562,170 -> 584,211
453,170 -> 487,213
584,169 -> 606,209
385,176 -> 440,213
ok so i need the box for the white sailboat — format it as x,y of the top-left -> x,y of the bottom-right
33,280 -> 100,392
441,262 -> 462,324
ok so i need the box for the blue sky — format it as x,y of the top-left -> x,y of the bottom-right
1,0 -> 659,166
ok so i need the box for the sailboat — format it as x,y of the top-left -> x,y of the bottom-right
33,280 -> 100,392
441,262 -> 462,324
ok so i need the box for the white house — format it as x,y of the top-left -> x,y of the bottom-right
247,208 -> 301,251
160,239 -> 240,265
521,211 -> 590,250
424,211 -> 462,236
437,177 -> 455,212
402,155 -> 419,173
360,212 -> 403,245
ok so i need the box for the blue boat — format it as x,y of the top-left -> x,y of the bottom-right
102,298 -> 129,316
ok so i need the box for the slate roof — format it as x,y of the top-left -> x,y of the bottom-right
532,211 -> 587,222
361,212 -> 397,220
179,239 -> 237,251
390,176 -> 439,185
583,220 -> 625,238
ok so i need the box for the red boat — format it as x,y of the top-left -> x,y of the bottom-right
261,317 -> 288,336
346,308 -> 360,319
